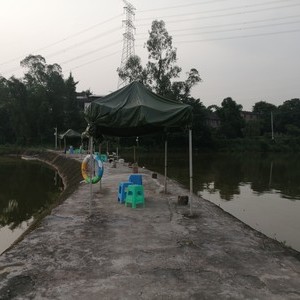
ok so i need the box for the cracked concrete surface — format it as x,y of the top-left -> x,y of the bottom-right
0,153 -> 300,299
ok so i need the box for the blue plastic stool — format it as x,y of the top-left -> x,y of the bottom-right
118,181 -> 132,203
129,174 -> 143,185
125,185 -> 145,208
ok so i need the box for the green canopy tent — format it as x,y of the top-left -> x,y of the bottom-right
85,81 -> 194,214
85,81 -> 192,137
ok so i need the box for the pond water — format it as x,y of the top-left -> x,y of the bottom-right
128,150 -> 300,252
0,156 -> 63,254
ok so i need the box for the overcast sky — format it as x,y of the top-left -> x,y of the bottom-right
0,0 -> 299,110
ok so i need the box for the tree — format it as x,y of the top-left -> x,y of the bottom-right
276,98 -> 300,133
117,55 -> 146,84
21,55 -> 47,88
20,55 -> 67,143
117,20 -> 201,102
252,101 -> 277,135
145,20 -> 182,96
117,21 -> 204,148
7,77 -> 31,144
183,97 -> 212,147
64,73 -> 84,130
216,97 -> 245,138
0,55 -> 84,145
171,69 -> 201,102
0,77 -> 15,143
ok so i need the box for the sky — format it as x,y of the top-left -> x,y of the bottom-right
0,0 -> 300,111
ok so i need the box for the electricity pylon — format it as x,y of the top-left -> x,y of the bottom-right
118,0 -> 136,88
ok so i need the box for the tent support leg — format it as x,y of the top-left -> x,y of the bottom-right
189,129 -> 193,216
89,137 -> 94,217
99,143 -> 102,192
164,139 -> 168,193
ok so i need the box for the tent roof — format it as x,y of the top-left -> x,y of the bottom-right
85,81 -> 192,137
59,129 -> 82,139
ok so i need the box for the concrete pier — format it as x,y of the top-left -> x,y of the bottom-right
0,153 -> 300,299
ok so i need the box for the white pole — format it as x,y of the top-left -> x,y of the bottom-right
54,127 -> 58,149
89,136 -> 94,216
189,129 -> 193,216
99,143 -> 102,191
164,139 -> 168,193
269,161 -> 273,187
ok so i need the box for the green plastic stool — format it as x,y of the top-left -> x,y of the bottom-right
125,185 -> 145,208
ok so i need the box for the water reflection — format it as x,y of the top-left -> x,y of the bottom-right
192,153 -> 300,201
134,151 -> 300,201
131,150 -> 300,251
0,156 -> 63,253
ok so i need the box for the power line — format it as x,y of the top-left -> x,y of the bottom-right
68,51 -> 120,71
0,14 -> 122,67
1,39 -> 123,77
1,39 -> 122,77
135,19 -> 300,40
136,3 -> 300,26
139,0 -> 298,14
60,40 -> 122,65
136,0 -> 299,21
46,26 -> 121,60
170,28 -> 300,44
135,14 -> 300,35
2,1 -> 299,80
37,14 -> 122,51
139,0 -> 231,13
135,28 -> 300,47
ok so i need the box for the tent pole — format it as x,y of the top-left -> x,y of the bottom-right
99,143 -> 102,191
89,136 -> 94,217
164,139 -> 168,193
189,129 -> 193,215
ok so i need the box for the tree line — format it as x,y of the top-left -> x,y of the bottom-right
117,20 -> 300,150
0,55 -> 85,145
0,20 -> 299,151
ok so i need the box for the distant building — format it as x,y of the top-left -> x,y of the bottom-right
206,112 -> 221,128
240,111 -> 259,122
76,92 -> 103,111
205,111 -> 259,128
